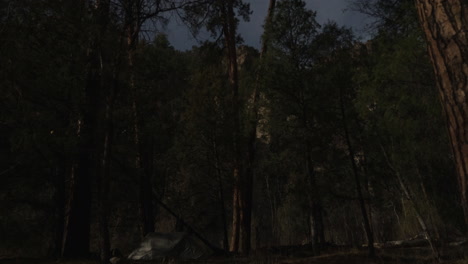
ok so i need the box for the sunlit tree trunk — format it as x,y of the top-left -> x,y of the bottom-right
415,0 -> 468,226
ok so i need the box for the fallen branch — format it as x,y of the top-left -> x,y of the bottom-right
152,188 -> 225,255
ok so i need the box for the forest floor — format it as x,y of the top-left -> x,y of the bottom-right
0,256 -> 467,264
1,247 -> 467,264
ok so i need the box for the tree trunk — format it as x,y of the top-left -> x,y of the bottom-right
301,90 -> 325,252
361,149 -> 376,243
415,0 -> 468,226
94,1 -> 113,262
61,1 -> 94,257
339,87 -> 375,257
122,0 -> 155,238
54,162 -> 66,257
213,138 -> 229,250
221,0 -> 244,253
242,0 -> 276,253
265,173 -> 277,247
128,27 -> 155,238
96,91 -> 113,264
305,141 -> 325,254
62,74 -> 96,260
62,155 -> 92,258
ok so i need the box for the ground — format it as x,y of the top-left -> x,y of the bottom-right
1,246 -> 468,264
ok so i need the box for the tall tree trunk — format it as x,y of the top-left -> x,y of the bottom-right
96,88 -> 114,264
305,141 -> 325,254
301,92 -> 325,252
213,138 -> 229,250
62,152 -> 92,258
54,162 -> 66,257
221,0 -> 243,253
62,161 -> 92,258
62,68 -> 97,260
242,0 -> 276,253
62,0 -> 114,261
339,87 -> 375,257
61,1 -> 93,257
94,1 -> 113,262
127,20 -> 155,237
415,0 -> 468,226
265,173 -> 277,247
359,143 -> 376,243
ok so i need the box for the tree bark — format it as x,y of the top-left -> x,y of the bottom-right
54,163 -> 66,257
213,138 -> 229,250
264,173 -> 278,247
242,0 -> 276,253
415,0 -> 468,226
339,87 -> 375,257
62,59 -> 98,260
62,0 -> 114,261
220,0 -> 244,253
125,4 -> 155,236
96,90 -> 113,264
301,94 -> 325,253
360,148 -> 376,243
305,143 -> 326,253
62,129 -> 92,258
94,1 -> 113,262
61,1 -> 93,258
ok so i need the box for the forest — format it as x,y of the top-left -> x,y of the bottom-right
1,0 -> 468,263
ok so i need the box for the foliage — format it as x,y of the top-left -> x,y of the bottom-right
353,0 -> 464,237
182,0 -> 251,39
0,0 -> 466,259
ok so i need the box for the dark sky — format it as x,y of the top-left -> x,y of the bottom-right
162,0 -> 370,50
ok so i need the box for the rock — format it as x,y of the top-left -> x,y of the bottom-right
110,256 -> 121,264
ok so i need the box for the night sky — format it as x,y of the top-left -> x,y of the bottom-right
161,0 -> 371,50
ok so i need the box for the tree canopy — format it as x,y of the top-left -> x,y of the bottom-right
1,0 -> 466,263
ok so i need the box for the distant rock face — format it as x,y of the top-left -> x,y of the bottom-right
236,45 -> 259,69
